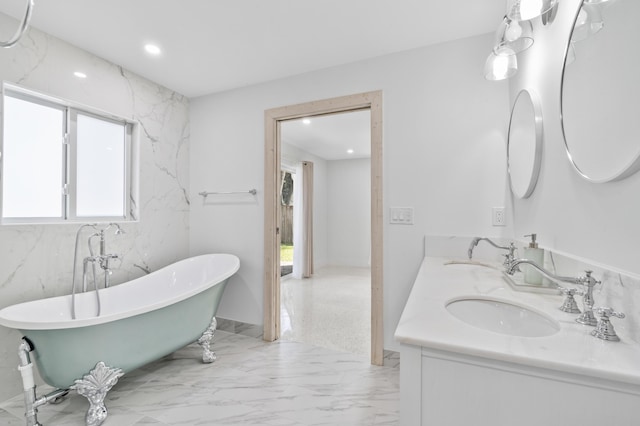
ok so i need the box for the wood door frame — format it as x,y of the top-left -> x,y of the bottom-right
263,90 -> 384,365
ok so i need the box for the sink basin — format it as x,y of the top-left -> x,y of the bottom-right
445,297 -> 560,337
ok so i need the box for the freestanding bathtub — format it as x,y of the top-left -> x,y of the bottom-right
0,253 -> 240,426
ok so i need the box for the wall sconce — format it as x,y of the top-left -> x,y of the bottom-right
494,17 -> 534,53
484,17 -> 533,81
507,0 -> 558,21
484,0 -> 559,81
484,46 -> 518,81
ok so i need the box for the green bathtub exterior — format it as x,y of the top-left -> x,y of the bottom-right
20,278 -> 229,390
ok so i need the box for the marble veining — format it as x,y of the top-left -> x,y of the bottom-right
0,331 -> 399,425
0,11 -> 190,402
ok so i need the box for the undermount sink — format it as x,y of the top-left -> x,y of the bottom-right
445,297 -> 560,337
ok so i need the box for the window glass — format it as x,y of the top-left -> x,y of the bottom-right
1,85 -> 135,224
2,96 -> 64,218
76,114 -> 126,217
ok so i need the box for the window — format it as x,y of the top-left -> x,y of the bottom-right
1,85 -> 135,223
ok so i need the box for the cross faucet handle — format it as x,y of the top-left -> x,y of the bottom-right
558,287 -> 583,314
581,270 -> 601,286
559,287 -> 584,296
594,307 -> 625,320
591,307 -> 625,342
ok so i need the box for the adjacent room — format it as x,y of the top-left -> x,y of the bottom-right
279,111 -> 372,359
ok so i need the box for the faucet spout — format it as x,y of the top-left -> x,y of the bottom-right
506,258 -> 583,286
468,237 -> 481,259
468,238 -> 517,269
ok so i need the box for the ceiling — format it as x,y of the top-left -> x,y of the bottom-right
282,110 -> 371,161
0,0 -> 503,98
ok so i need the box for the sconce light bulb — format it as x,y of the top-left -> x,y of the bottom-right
484,47 -> 517,81
505,21 -> 523,42
520,0 -> 544,20
494,56 -> 510,79
495,47 -> 517,78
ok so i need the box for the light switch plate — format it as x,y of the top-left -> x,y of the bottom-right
390,207 -> 414,225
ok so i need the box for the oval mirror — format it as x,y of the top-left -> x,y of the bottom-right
561,0 -> 640,182
508,89 -> 543,199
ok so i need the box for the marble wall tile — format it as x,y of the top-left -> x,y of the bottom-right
0,13 -> 190,402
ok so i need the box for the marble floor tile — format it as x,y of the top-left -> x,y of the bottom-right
132,417 -> 172,425
0,331 -> 399,425
0,407 -> 24,425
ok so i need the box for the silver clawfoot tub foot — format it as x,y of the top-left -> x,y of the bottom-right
197,317 -> 218,363
72,362 -> 124,426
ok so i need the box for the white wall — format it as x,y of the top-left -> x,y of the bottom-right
281,142 -> 328,268
190,33 -> 510,349
0,14 -> 190,401
510,0 -> 640,275
327,158 -> 371,267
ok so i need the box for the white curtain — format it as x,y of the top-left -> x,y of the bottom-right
292,161 -> 314,279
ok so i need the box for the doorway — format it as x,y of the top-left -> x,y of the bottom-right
263,91 -> 383,365
279,111 -> 372,357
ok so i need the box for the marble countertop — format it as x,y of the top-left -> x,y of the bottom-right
395,256 -> 640,387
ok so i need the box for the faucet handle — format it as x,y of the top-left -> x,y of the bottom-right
591,307 -> 625,342
558,287 -> 583,314
581,270 -> 601,287
594,307 -> 625,319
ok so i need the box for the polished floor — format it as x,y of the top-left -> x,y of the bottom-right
0,330 -> 399,425
280,266 -> 371,358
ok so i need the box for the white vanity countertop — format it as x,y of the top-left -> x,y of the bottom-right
395,256 -> 640,387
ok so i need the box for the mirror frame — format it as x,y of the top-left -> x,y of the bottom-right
507,89 -> 543,199
560,0 -> 640,183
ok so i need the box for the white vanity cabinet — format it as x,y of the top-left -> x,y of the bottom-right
400,344 -> 640,425
396,257 -> 640,426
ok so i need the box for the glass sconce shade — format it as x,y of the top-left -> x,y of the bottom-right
494,17 -> 534,54
571,4 -> 604,42
507,0 -> 558,21
484,47 -> 518,81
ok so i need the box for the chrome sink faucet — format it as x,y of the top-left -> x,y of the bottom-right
468,237 -> 517,268
506,258 -> 584,285
575,270 -> 601,326
507,259 -> 601,324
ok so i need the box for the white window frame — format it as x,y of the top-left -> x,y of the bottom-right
1,83 -> 137,224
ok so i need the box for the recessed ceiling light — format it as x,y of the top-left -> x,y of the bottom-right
302,118 -> 311,125
73,71 -> 87,78
347,149 -> 354,154
144,44 -> 162,56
